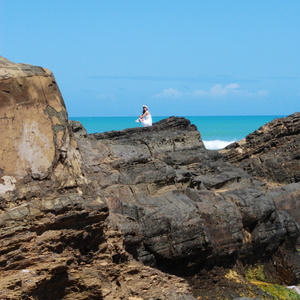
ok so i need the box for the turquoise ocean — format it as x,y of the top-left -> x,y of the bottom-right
69,115 -> 285,150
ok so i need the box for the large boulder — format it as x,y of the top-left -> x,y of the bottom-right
71,116 -> 300,283
0,56 -> 83,195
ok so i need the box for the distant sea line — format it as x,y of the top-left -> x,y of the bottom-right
69,115 -> 285,150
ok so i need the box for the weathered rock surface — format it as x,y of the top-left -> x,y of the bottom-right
265,183 -> 299,225
0,58 -> 196,299
1,57 -> 299,299
220,113 -> 300,184
0,192 -> 195,299
0,56 -> 84,193
72,116 -> 300,284
267,183 -> 300,247
220,112 -> 300,248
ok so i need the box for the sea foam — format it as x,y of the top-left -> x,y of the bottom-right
203,140 -> 235,150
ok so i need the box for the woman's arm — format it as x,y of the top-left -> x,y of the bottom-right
140,111 -> 149,118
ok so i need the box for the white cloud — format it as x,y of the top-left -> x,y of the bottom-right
195,83 -> 246,97
226,83 -> 240,89
155,83 -> 269,99
155,88 -> 183,98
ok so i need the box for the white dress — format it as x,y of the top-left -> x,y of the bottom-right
136,113 -> 152,127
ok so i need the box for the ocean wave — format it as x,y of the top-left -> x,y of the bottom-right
203,140 -> 236,150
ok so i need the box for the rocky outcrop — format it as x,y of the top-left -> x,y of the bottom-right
0,191 -> 195,299
220,113 -> 300,248
0,58 -> 196,299
0,56 -> 84,194
71,116 -> 300,284
1,57 -> 299,299
220,113 -> 300,184
0,191 -> 196,299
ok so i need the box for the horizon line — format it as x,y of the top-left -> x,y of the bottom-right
69,114 -> 288,118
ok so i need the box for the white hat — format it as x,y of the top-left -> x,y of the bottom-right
143,105 -> 148,109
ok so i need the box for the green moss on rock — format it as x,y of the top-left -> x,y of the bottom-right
246,265 -> 300,299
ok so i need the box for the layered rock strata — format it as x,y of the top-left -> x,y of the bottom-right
72,117 -> 300,284
220,113 -> 300,184
220,113 -> 300,247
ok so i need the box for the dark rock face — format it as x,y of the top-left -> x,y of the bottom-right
220,112 -> 300,249
220,113 -> 300,184
71,116 -> 300,283
267,183 -> 300,247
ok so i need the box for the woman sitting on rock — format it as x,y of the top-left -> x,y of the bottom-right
136,105 -> 152,127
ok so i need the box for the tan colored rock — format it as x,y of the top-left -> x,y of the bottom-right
0,57 -> 84,195
0,194 -> 195,299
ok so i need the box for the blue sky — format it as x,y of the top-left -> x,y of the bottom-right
1,1 -> 299,117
